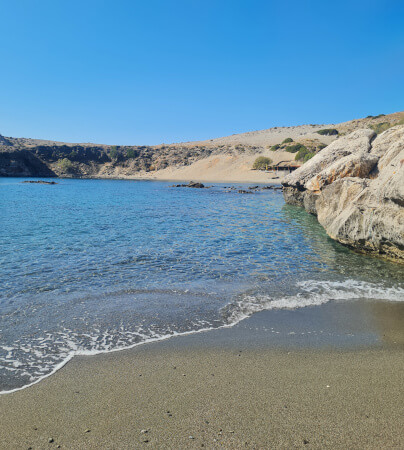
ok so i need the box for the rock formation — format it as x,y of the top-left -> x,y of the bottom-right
0,150 -> 56,178
282,126 -> 404,262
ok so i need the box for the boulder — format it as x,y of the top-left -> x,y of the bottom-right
283,129 -> 375,190
306,153 -> 379,193
171,181 -> 206,188
282,126 -> 404,262
187,181 -> 205,188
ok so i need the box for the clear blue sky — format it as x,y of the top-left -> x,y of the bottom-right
0,0 -> 403,145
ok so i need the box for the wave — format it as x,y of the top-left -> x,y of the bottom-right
1,279 -> 403,395
223,279 -> 404,325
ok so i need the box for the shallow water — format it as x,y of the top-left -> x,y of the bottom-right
1,178 -> 403,392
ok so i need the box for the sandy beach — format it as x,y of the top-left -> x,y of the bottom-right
141,151 -> 294,184
95,150 -> 299,184
1,300 -> 403,449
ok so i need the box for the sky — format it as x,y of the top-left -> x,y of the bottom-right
0,0 -> 403,145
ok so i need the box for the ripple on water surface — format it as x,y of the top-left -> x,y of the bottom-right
0,178 -> 403,392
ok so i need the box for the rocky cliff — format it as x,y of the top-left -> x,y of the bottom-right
0,150 -> 56,177
282,126 -> 404,262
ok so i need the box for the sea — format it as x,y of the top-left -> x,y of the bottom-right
1,177 -> 403,392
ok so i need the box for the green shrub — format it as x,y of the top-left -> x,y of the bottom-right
285,143 -> 306,153
317,143 -> 327,151
303,152 -> 316,162
366,114 -> 385,119
370,122 -> 391,134
282,138 -> 293,144
57,158 -> 73,173
270,144 -> 280,151
126,148 -> 136,158
109,146 -> 118,159
294,146 -> 311,161
316,128 -> 339,136
253,156 -> 273,170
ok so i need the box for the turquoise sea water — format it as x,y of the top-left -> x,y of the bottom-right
1,178 -> 403,392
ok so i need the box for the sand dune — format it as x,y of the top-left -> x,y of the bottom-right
140,150 -> 296,183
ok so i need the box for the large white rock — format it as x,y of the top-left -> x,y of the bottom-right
283,129 -> 375,188
306,153 -> 379,193
282,126 -> 404,262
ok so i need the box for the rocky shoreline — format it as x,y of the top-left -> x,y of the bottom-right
282,126 -> 404,262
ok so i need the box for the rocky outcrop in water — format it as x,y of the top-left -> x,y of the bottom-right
171,181 -> 207,188
22,180 -> 57,185
282,126 -> 404,262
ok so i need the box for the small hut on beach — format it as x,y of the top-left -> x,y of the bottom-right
267,161 -> 301,173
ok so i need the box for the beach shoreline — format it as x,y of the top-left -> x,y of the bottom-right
1,300 -> 403,449
60,170 -> 289,185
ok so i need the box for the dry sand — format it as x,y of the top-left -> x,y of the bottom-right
0,300 -> 403,449
116,151 -> 298,184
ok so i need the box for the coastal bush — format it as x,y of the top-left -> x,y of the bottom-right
317,143 -> 327,151
370,122 -> 391,134
282,138 -> 293,144
269,144 -> 280,151
294,146 -> 311,161
57,158 -> 73,173
366,114 -> 385,119
285,143 -> 306,153
303,152 -> 315,162
253,156 -> 272,170
316,128 -> 339,136
126,148 -> 136,158
109,146 -> 118,159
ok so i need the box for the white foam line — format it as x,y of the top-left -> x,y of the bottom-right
0,311 -> 252,396
1,278 -> 403,396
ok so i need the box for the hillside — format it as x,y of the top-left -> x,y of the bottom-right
1,111 -> 403,182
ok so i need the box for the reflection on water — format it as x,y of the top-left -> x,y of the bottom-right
281,204 -> 404,284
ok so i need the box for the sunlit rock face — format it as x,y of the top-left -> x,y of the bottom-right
282,126 -> 404,262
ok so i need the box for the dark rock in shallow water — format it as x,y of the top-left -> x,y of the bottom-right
171,181 -> 206,188
248,185 -> 259,190
188,181 -> 205,188
22,180 -> 57,185
238,190 -> 253,194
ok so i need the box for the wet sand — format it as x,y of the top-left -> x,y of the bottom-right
0,300 -> 403,449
